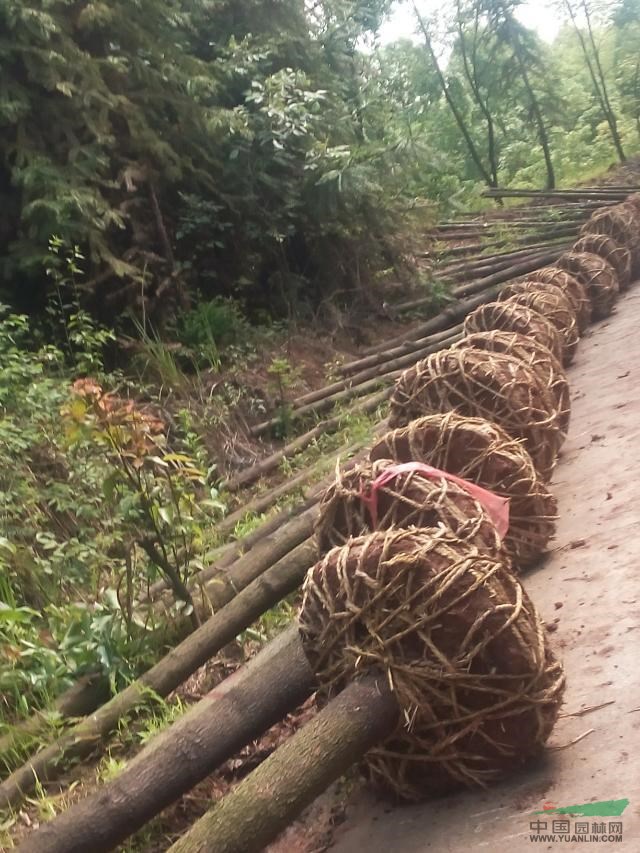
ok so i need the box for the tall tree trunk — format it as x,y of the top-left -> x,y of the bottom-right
455,0 -> 499,187
564,0 -> 626,163
503,9 -> 555,189
412,4 -> 495,188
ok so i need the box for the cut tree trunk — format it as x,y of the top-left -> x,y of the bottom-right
450,248 -> 568,299
167,675 -> 400,853
482,188 -> 639,199
339,324 -> 464,376
357,283 -> 504,358
394,248 -> 568,313
222,388 -> 389,493
0,673 -> 110,778
16,626 -> 315,853
0,539 -> 317,812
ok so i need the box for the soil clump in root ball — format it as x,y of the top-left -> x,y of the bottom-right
451,330 -> 570,441
557,252 -> 619,320
299,528 -> 566,801
463,301 -> 564,364
388,347 -> 562,481
370,412 -> 557,570
525,267 -> 591,332
315,457 -> 503,556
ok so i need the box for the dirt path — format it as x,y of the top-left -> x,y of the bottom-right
328,286 -> 640,853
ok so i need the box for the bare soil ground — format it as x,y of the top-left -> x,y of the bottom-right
319,283 -> 640,853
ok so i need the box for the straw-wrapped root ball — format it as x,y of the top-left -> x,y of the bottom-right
370,413 -> 558,569
452,330 -> 570,440
580,203 -> 640,274
557,252 -> 619,320
572,234 -> 632,291
626,192 -> 640,217
315,457 -> 502,556
499,288 -> 579,367
463,300 -> 564,364
299,528 -> 566,801
526,267 -> 591,332
388,347 -> 562,481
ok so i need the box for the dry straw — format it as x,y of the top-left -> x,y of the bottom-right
626,191 -> 640,216
463,301 -> 564,364
525,267 -> 591,333
499,288 -> 579,367
557,252 -> 619,320
315,457 -> 502,556
299,528 -> 566,801
370,412 -> 558,569
572,234 -> 631,291
580,203 -> 640,273
389,347 -> 562,481
451,331 -> 570,440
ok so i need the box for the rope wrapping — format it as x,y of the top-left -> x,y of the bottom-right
370,413 -> 557,570
557,252 -> 619,320
389,347 -> 562,481
300,528 -> 565,801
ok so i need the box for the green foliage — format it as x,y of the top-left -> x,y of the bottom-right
0,0 -> 421,324
0,299 -> 227,724
176,297 -> 248,370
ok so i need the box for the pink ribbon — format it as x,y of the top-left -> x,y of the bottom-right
358,461 -> 510,539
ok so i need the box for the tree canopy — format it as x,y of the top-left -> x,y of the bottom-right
0,0 -> 638,324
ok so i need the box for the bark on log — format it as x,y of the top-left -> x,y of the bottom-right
145,485 -> 321,605
167,675 -> 400,853
482,188 -> 639,199
216,466 -> 328,533
250,373 -> 394,438
394,248 -> 567,314
0,674 -> 110,778
358,284 -> 503,358
17,627 -> 315,853
0,540 -> 317,812
442,241 -> 570,280
251,325 -> 464,439
339,324 -> 463,375
432,223 -> 581,260
222,389 -> 389,493
450,248 -> 567,299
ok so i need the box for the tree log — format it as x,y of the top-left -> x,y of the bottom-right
167,675 -> 400,853
442,241 -> 570,280
0,674 -> 110,779
394,248 -> 567,313
0,540 -> 317,812
144,485 -> 322,605
450,248 -> 568,299
251,326 -> 464,439
482,187 -> 639,199
222,389 -> 389,493
358,283 -> 503,357
432,223 -> 580,260
339,324 -> 463,375
17,627 -> 315,853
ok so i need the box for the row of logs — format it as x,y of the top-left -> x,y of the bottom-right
14,192 -> 640,853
